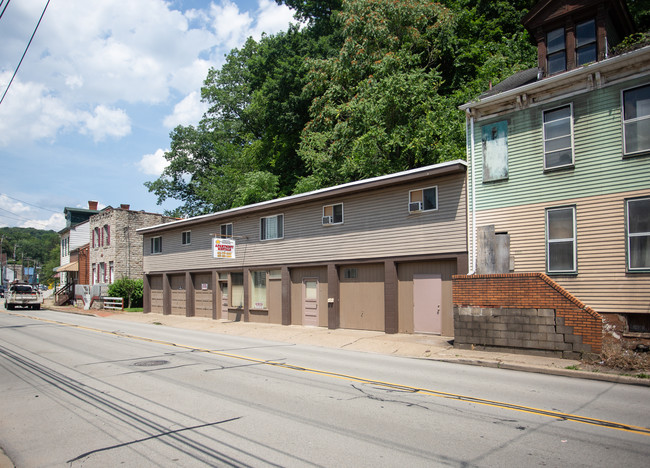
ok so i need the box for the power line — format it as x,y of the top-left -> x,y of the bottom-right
0,193 -> 59,213
0,0 -> 51,107
0,0 -> 11,22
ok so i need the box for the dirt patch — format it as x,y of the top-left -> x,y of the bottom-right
579,341 -> 650,378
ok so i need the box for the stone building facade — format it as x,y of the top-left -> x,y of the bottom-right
89,205 -> 175,285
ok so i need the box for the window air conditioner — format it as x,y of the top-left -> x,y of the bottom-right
409,201 -> 423,212
322,216 -> 333,224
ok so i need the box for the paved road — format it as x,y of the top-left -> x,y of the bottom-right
1,309 -> 649,467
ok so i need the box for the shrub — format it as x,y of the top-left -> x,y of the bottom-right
107,278 -> 143,308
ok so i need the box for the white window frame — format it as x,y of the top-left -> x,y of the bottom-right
220,223 -> 233,238
409,186 -> 438,213
181,231 -> 191,245
622,83 -> 650,156
151,236 -> 162,254
322,203 -> 344,225
546,206 -> 577,274
543,103 -> 574,170
260,214 -> 284,241
626,197 -> 650,272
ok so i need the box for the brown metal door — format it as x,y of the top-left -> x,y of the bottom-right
302,278 -> 319,326
220,281 -> 229,320
413,274 -> 442,334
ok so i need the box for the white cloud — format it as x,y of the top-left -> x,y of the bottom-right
164,91 -> 210,128
138,148 -> 170,176
0,0 -> 297,148
0,195 -> 65,231
253,0 -> 297,37
21,212 -> 66,231
80,105 -> 131,142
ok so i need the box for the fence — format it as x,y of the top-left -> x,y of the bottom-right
102,296 -> 124,311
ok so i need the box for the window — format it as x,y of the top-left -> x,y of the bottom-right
626,197 -> 650,271
182,231 -> 191,245
344,268 -> 357,279
92,227 -> 101,248
92,263 -> 96,285
323,204 -> 343,225
261,214 -> 284,240
409,187 -> 437,212
543,104 -> 574,169
220,223 -> 233,237
99,262 -> 106,284
250,271 -> 267,309
109,261 -> 114,284
151,236 -> 162,254
103,225 -> 110,246
230,272 -> 244,308
547,27 -> 566,75
576,19 -> 597,66
622,84 -> 650,155
546,206 -> 577,274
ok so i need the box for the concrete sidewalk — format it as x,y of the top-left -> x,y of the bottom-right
44,304 -> 650,387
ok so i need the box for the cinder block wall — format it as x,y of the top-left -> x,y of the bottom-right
453,273 -> 602,356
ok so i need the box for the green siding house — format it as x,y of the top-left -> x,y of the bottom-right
460,0 -> 650,342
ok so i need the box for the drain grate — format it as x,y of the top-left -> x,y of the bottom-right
133,360 -> 169,367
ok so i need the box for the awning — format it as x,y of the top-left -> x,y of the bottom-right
56,262 -> 79,272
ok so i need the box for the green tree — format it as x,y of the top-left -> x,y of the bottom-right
296,0 -> 461,188
107,277 -> 143,309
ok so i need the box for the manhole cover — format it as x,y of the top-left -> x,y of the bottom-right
133,360 -> 169,367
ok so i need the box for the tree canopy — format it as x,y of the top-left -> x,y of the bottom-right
146,0 -> 645,216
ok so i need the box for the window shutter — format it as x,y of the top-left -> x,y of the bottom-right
106,225 -> 110,245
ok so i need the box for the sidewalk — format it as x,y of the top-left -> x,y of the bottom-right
46,303 -> 649,387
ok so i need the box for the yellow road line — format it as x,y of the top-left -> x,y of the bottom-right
5,310 -> 650,436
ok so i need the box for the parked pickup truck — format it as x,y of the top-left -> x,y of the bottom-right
4,283 -> 43,310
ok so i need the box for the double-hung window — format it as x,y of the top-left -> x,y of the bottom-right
546,206 -> 577,274
543,104 -> 573,169
409,187 -> 438,213
261,214 -> 283,240
323,204 -> 343,225
546,27 -> 566,75
626,197 -> 650,271
103,225 -> 110,246
220,223 -> 233,237
576,19 -> 597,66
181,231 -> 191,245
151,236 -> 162,254
622,84 -> 650,156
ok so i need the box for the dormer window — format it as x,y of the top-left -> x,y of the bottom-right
576,19 -> 597,66
546,27 -> 566,75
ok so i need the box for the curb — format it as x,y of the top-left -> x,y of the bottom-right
432,358 -> 650,387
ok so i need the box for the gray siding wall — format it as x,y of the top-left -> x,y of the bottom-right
143,173 -> 467,273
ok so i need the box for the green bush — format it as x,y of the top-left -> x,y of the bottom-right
107,278 -> 143,308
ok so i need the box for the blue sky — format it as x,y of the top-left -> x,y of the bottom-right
0,0 -> 297,230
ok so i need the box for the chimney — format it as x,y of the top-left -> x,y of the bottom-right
88,201 -> 98,210
120,204 -> 130,210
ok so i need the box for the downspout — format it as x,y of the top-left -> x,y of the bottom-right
466,108 -> 477,275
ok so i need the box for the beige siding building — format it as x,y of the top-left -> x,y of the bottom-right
138,160 -> 468,335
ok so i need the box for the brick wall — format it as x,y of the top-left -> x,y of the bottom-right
453,273 -> 603,356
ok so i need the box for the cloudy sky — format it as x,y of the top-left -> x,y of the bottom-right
0,0 -> 297,231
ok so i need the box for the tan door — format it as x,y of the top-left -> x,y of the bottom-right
302,278 -> 319,326
220,281 -> 229,319
413,274 -> 442,334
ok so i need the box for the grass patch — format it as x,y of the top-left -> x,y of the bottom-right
565,365 -> 580,370
635,373 -> 649,379
124,307 -> 143,312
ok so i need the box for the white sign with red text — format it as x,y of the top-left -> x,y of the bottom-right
213,238 -> 235,259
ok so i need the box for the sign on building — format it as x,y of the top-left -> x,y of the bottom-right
213,238 -> 235,259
